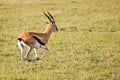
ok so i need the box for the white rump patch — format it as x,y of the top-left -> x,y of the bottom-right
17,40 -> 29,47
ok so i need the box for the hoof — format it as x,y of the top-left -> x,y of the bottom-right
33,57 -> 40,61
28,59 -> 32,62
36,58 -> 40,60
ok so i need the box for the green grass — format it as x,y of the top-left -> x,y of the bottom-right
0,0 -> 120,80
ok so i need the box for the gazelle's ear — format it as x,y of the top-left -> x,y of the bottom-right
45,21 -> 49,24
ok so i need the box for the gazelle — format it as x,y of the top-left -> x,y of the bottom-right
17,12 -> 58,67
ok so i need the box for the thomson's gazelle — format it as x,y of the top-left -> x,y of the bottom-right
17,12 -> 58,66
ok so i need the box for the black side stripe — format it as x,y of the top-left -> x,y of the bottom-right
32,36 -> 45,45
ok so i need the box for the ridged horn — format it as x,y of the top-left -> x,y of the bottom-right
43,12 -> 53,22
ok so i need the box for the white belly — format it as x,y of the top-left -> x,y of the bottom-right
34,40 -> 45,48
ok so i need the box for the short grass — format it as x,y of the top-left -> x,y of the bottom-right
0,0 -> 120,80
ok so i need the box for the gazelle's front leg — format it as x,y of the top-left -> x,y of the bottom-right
33,48 -> 39,60
39,46 -> 49,60
33,46 -> 49,61
26,47 -> 36,65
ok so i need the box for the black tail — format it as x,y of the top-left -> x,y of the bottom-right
18,38 -> 23,42
32,36 -> 45,45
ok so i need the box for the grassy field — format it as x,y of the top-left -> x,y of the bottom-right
0,0 -> 120,80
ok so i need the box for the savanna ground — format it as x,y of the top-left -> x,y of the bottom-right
0,0 -> 120,80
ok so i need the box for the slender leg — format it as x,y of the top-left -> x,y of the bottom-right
17,41 -> 26,67
26,47 -> 37,65
26,47 -> 32,61
33,48 -> 39,60
39,46 -> 49,60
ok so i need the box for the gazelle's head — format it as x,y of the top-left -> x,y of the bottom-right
43,12 -> 58,32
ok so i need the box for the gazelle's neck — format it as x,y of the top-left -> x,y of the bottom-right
43,25 -> 53,38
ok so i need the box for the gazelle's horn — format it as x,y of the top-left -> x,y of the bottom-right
47,12 -> 55,22
43,12 -> 53,22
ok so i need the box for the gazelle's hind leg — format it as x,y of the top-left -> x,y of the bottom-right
17,40 -> 26,67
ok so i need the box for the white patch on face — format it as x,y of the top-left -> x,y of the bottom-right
52,23 -> 58,32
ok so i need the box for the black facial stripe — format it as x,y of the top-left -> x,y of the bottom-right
32,36 -> 45,45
